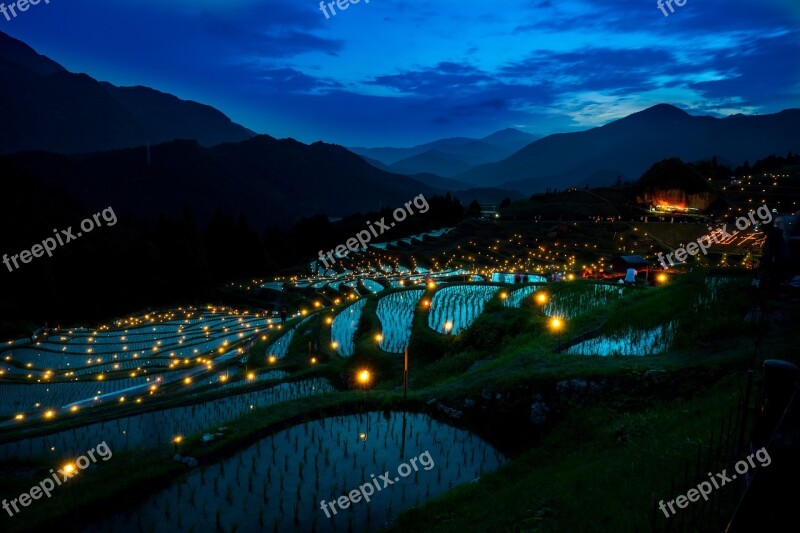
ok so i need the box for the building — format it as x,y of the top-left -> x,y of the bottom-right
612,255 -> 651,281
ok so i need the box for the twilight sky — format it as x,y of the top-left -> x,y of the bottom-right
2,0 -> 799,146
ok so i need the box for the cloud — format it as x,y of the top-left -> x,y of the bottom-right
250,66 -> 343,94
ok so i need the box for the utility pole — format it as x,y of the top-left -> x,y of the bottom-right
403,344 -> 409,399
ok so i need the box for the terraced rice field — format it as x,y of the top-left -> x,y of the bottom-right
0,379 -> 334,459
428,285 -> 500,334
88,411 -> 504,533
331,300 -> 367,356
376,290 -> 425,353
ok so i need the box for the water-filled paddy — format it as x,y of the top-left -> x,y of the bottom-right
565,321 -> 677,356
0,379 -> 333,460
88,411 -> 505,532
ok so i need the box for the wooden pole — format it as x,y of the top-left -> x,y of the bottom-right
404,344 -> 409,399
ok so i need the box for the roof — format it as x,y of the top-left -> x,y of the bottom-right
616,255 -> 650,266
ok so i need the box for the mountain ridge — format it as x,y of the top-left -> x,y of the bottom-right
458,104 -> 800,193
0,31 -> 255,155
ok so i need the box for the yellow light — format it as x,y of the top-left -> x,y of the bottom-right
657,273 -> 668,283
357,369 -> 371,385
375,333 -> 383,342
63,463 -> 76,475
500,292 -> 508,300
70,406 -> 79,413
14,413 -> 24,421
310,357 -> 318,365
325,317 -> 333,325
535,292 -> 548,305
184,377 -> 192,385
444,321 -> 453,333
268,356 -> 278,364
44,409 -> 55,419
173,436 -> 183,444
550,318 -> 563,331
247,372 -> 256,381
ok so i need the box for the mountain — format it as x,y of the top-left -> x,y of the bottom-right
481,128 -> 543,152
0,32 -> 254,155
1,136 -> 442,229
389,149 -> 474,177
458,104 -> 800,193
350,129 -> 542,174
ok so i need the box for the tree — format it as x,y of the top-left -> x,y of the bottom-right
468,200 -> 482,216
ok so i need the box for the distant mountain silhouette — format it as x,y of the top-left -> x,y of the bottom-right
458,104 -> 800,193
2,136 -> 442,228
350,129 -> 542,174
389,149 -> 474,177
481,128 -> 543,151
0,32 -> 254,155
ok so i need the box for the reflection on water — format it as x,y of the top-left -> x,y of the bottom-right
88,412 -> 505,533
0,379 -> 333,460
331,300 -> 367,356
565,321 -> 677,356
543,283 -> 622,319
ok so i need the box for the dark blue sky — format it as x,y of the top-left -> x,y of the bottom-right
2,0 -> 799,146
